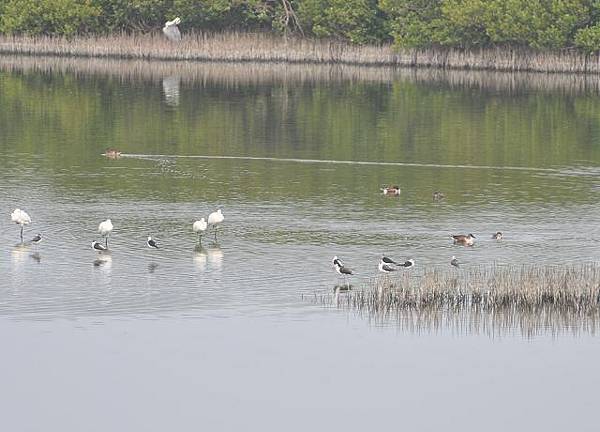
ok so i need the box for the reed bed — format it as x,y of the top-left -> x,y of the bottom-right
2,33 -> 600,74
319,264 -> 600,337
3,54 -> 600,96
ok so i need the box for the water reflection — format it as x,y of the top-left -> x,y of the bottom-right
93,252 -> 112,273
192,246 -> 208,271
148,262 -> 159,273
162,75 -> 180,107
29,252 -> 41,263
11,244 -> 30,266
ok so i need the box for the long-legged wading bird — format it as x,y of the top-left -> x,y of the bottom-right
207,209 -> 224,241
92,241 -> 107,251
147,236 -> 159,249
333,256 -> 353,288
193,218 -> 208,244
379,260 -> 398,273
98,219 -> 113,248
163,17 -> 182,41
451,256 -> 460,268
399,259 -> 415,269
11,208 -> 31,242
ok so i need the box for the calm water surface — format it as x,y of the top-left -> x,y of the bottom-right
0,58 -> 599,431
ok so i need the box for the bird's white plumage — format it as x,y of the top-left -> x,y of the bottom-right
207,209 -> 224,226
11,208 -> 31,225
163,17 -> 182,42
193,218 -> 208,234
98,219 -> 113,236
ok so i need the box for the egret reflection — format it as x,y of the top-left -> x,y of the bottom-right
162,75 -> 180,107
193,245 -> 208,271
11,243 -> 30,265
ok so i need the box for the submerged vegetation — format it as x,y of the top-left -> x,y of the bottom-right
1,0 -> 600,54
319,264 -> 600,337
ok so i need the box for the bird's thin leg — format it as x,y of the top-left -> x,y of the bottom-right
20,225 -> 23,242
214,226 -> 218,242
105,235 -> 109,249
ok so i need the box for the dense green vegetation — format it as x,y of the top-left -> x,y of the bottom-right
2,0 -> 600,52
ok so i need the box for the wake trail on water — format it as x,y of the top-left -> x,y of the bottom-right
121,153 -> 561,173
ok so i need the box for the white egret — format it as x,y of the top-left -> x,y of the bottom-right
193,218 -> 208,243
11,208 -> 31,242
207,209 -> 224,241
98,219 -> 113,248
163,17 -> 182,42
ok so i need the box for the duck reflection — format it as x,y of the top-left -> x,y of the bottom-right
148,262 -> 159,273
162,75 -> 180,107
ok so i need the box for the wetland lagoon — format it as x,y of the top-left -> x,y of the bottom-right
1,56 -> 599,431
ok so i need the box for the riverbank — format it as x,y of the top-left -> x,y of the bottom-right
1,33 -> 600,74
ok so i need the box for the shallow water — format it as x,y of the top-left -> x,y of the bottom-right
1,58 -> 599,430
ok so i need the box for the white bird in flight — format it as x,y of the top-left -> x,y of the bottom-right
11,208 -> 31,242
163,17 -> 182,42
193,218 -> 208,243
98,219 -> 113,248
207,209 -> 224,241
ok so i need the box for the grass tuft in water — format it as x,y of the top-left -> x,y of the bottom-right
318,264 -> 600,337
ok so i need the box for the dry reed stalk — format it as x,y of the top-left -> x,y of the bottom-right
1,33 -> 600,74
321,264 -> 600,337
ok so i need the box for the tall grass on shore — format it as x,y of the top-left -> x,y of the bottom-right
2,33 -> 600,73
318,264 -> 600,337
3,54 -> 600,96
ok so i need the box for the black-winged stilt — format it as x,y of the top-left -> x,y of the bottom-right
147,236 -> 159,249
92,241 -> 107,251
451,256 -> 460,268
492,232 -> 503,240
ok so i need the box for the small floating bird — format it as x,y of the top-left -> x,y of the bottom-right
433,191 -> 445,201
147,236 -> 159,249
381,185 -> 401,196
451,256 -> 460,268
379,260 -> 399,273
381,255 -> 399,265
207,209 -> 224,241
333,255 -> 353,288
98,219 -> 113,248
11,208 -> 32,242
30,233 -> 42,244
92,241 -> 107,251
399,259 -> 415,269
103,148 -> 122,159
452,233 -> 476,246
163,17 -> 182,42
492,232 -> 503,240
193,218 -> 208,243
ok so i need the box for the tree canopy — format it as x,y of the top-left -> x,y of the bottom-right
1,0 -> 600,52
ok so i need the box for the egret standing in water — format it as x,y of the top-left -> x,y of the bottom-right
207,209 -> 224,242
11,208 -> 31,242
98,219 -> 113,248
193,218 -> 208,244
162,17 -> 182,42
